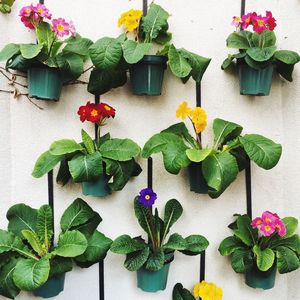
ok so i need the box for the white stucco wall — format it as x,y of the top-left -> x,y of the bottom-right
0,0 -> 299,299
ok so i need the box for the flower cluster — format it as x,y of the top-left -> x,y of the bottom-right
232,11 -> 276,33
118,9 -> 143,32
193,281 -> 223,300
19,3 -> 76,37
176,101 -> 207,134
251,211 -> 286,237
138,188 -> 157,207
77,101 -> 116,124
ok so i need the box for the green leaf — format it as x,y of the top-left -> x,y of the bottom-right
6,53 -> 31,72
172,283 -> 195,300
186,148 -> 212,163
13,257 -> 50,291
213,118 -> 243,149
89,37 -> 122,70
56,53 -> 84,79
110,235 -> 146,255
37,205 -> 53,250
49,257 -> 73,278
246,46 -> 277,62
56,157 -> 72,186
73,212 -> 102,237
168,44 -> 192,78
60,198 -> 97,232
100,138 -> 140,161
63,36 -> 93,57
180,235 -> 209,255
155,31 -> 172,45
81,129 -> 95,154
0,43 -> 20,62
50,139 -> 84,156
141,3 -> 169,41
32,150 -> 64,178
7,204 -> 38,237
21,230 -> 46,257
202,152 -> 239,198
276,246 -> 300,274
145,249 -> 165,271
226,31 -> 252,49
240,134 -> 282,169
218,236 -> 246,256
124,246 -> 150,271
269,235 -> 300,253
244,54 -> 270,70
275,61 -> 295,82
282,217 -> 298,238
36,22 -> 56,53
234,215 -> 258,247
20,44 -> 43,59
123,40 -> 151,64
68,152 -> 103,182
251,30 -> 276,48
53,231 -> 87,257
274,50 -> 300,65
253,245 -> 275,271
231,248 -> 253,273
142,132 -> 190,174
164,233 -> 188,251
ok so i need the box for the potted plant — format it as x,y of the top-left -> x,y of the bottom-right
219,212 -> 300,289
142,101 -> 282,198
0,198 -> 112,299
173,281 -> 222,300
88,3 -> 211,96
32,101 -> 142,197
222,11 -> 300,96
0,3 -> 92,101
110,188 -> 209,293
0,0 -> 14,13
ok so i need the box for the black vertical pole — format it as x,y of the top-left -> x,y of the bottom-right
241,0 -> 246,16
147,157 -> 153,189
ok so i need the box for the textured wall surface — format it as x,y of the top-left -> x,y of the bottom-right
0,0 -> 299,299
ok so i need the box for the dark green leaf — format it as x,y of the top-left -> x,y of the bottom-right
276,246 -> 300,274
172,283 -> 195,300
0,43 -> 20,62
234,215 -> 258,247
37,205 -> 53,249
164,233 -> 188,251
218,236 -> 246,256
124,246 -> 150,271
50,139 -> 84,156
145,249 -> 165,271
246,46 -> 277,62
274,50 -> 300,65
81,129 -> 95,154
226,31 -> 252,49
49,257 -> 73,278
180,235 -> 209,255
231,248 -> 253,273
110,235 -> 146,254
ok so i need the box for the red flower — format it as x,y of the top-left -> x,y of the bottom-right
265,11 -> 277,31
99,103 -> 116,118
77,102 -> 92,122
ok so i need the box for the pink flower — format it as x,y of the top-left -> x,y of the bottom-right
252,14 -> 268,33
21,16 -> 35,30
19,5 -> 34,17
51,18 -> 70,38
274,219 -> 286,237
251,217 -> 263,229
260,223 -> 276,236
69,21 -> 76,37
34,3 -> 52,19
262,211 -> 279,224
265,11 -> 277,31
231,16 -> 242,28
241,12 -> 253,29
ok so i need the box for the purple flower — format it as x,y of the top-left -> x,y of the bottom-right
139,188 -> 157,206
51,18 -> 70,38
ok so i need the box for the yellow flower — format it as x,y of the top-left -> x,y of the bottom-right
193,281 -> 222,300
194,121 -> 207,134
190,107 -> 207,125
118,9 -> 143,32
176,101 -> 192,119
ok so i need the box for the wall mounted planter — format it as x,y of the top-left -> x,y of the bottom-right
28,67 -> 63,101
130,55 -> 167,96
188,162 -> 209,194
33,274 -> 65,298
137,264 -> 171,293
238,63 -> 274,96
245,264 -> 277,290
82,175 -> 112,197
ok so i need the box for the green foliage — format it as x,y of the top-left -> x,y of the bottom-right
253,245 -> 275,271
172,283 -> 195,300
123,40 -> 152,64
0,0 -> 15,14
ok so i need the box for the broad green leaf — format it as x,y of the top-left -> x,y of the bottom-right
186,148 -> 212,163
110,235 -> 146,255
240,134 -> 282,169
7,204 -> 38,237
274,50 -> 300,65
13,257 -> 50,291
60,198 -> 97,232
226,31 -> 252,49
56,53 -> 84,79
244,54 -> 270,70
6,53 -> 31,72
123,40 -> 151,64
145,249 -> 165,271
68,152 -> 103,182
253,245 -> 275,271
276,246 -> 300,274
213,118 -> 243,149
172,283 -> 195,300
251,30 -> 276,48
89,37 -> 122,70
0,43 -> 20,61
49,257 -> 73,278
155,31 -> 172,45
202,152 -> 239,198
63,36 -> 93,57
168,44 -> 192,78
246,46 -> 277,62
282,217 -> 298,238
124,246 -> 150,272
36,22 -> 56,53
180,235 -> 209,255
231,248 -> 253,273
20,44 -> 43,59
73,212 -> 102,237
56,157 -> 72,186
21,230 -> 45,257
276,61 -> 295,82
37,205 -> 53,250
234,215 -> 258,247
222,56 -> 235,70
164,233 -> 188,251
53,231 -> 87,257
50,139 -> 84,156
32,150 -> 64,178
100,138 -> 140,161
81,129 -> 95,154
269,235 -> 300,253
218,236 -> 246,256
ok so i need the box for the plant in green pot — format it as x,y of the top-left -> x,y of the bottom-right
219,212 -> 300,290
88,3 -> 211,96
222,11 -> 300,96
32,101 -> 142,197
0,3 -> 92,101
110,188 -> 209,293
0,0 -> 15,13
0,198 -> 112,299
142,101 -> 282,198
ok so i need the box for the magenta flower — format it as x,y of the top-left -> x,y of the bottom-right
20,16 -> 35,30
260,223 -> 276,236
231,16 -> 242,28
34,3 -> 52,19
138,188 -> 157,207
69,21 -> 77,37
251,217 -> 263,228
274,219 -> 286,237
265,11 -> 277,31
52,18 -> 70,37
241,13 -> 253,29
19,5 -> 34,17
252,14 -> 268,33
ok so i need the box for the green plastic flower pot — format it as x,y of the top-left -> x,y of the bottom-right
188,162 -> 209,194
33,274 -> 65,298
238,63 -> 274,96
28,67 -> 63,101
137,264 -> 170,293
245,264 -> 277,290
82,175 -> 112,197
130,55 -> 167,96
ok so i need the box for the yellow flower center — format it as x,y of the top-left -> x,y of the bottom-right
26,8 -> 31,14
265,217 -> 271,222
57,24 -> 65,32
145,195 -> 150,200
265,225 -> 271,231
38,8 -> 44,14
104,105 -> 111,111
257,19 -> 265,26
91,109 -> 98,117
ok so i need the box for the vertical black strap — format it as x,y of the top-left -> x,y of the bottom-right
39,0 -> 44,4
47,170 -> 54,246
241,0 -> 246,16
147,157 -> 153,189
143,0 -> 148,15
200,251 -> 206,281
